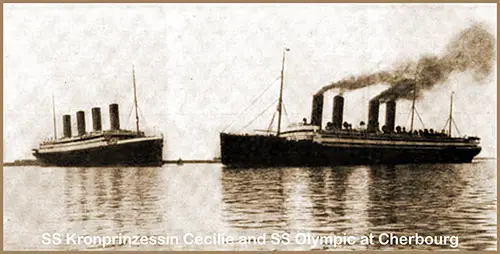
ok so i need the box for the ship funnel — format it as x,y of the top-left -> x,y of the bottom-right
76,111 -> 86,136
109,103 -> 120,130
311,94 -> 324,127
385,100 -> 396,133
367,99 -> 380,133
62,114 -> 72,138
332,95 -> 344,129
91,107 -> 102,132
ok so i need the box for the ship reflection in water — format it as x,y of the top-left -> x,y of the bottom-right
3,161 -> 496,250
63,168 -> 165,240
221,162 -> 497,250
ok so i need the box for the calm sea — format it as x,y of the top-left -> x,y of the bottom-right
3,160 -> 497,251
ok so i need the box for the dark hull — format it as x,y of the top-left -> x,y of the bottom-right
33,138 -> 163,167
220,133 -> 482,167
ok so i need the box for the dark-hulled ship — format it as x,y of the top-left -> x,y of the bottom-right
220,50 -> 481,167
32,68 -> 164,166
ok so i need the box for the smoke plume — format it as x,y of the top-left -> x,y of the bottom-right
316,23 -> 496,101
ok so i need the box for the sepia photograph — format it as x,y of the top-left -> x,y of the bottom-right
3,3 -> 497,251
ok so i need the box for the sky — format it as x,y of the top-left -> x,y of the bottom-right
3,3 -> 497,161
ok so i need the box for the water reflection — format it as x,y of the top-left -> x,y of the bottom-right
221,162 -> 496,250
367,164 -> 464,230
221,168 -> 287,232
63,167 -> 164,248
366,164 -> 467,250
3,162 -> 495,251
220,165 -> 356,247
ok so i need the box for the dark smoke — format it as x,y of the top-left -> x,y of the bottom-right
317,23 -> 496,101
315,71 -> 394,95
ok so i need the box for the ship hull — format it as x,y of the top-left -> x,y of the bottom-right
33,137 -> 163,167
220,133 -> 482,167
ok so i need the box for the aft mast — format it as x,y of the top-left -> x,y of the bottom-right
132,65 -> 140,135
52,94 -> 57,139
276,47 -> 290,137
410,81 -> 416,133
448,92 -> 454,137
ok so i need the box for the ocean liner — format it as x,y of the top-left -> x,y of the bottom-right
220,49 -> 481,167
32,68 -> 164,166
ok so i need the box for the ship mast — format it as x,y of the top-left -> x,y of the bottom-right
52,94 -> 57,139
410,81 -> 416,133
276,47 -> 289,137
132,65 -> 140,134
448,92 -> 454,137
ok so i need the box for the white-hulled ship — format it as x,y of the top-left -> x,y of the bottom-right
220,50 -> 481,167
32,68 -> 164,166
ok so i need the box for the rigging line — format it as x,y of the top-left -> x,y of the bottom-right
404,103 -> 413,128
241,99 -> 279,131
132,65 -> 140,133
282,101 -> 291,125
137,104 -> 149,129
452,118 -> 462,136
221,76 -> 281,132
414,107 -> 426,129
442,118 -> 450,132
222,76 -> 280,132
126,105 -> 134,129
267,111 -> 277,132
